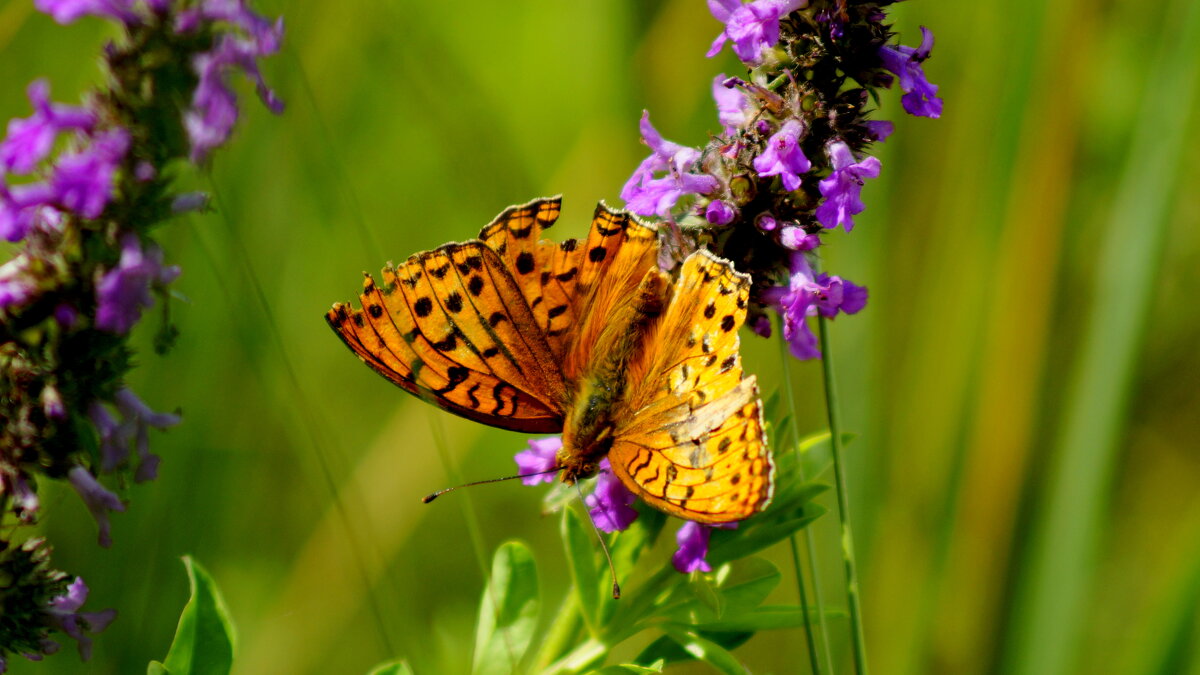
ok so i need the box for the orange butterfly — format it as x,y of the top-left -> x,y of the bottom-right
325,197 -> 773,523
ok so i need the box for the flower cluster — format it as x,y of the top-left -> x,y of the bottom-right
621,0 -> 941,359
0,0 -> 282,668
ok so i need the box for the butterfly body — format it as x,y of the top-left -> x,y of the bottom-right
327,197 -> 774,524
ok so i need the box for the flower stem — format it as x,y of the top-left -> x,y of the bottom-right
813,262 -> 869,675
778,323 -> 831,674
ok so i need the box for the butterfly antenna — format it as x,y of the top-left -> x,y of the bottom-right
574,483 -> 621,599
421,466 -> 562,503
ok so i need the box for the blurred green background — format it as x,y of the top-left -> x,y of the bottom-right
4,0 -> 1200,673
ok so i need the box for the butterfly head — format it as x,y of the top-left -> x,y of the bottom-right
558,422 -> 615,485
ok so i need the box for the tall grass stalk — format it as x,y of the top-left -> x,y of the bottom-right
814,261 -> 869,675
778,325 -> 833,674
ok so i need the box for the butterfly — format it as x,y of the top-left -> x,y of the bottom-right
325,197 -> 773,524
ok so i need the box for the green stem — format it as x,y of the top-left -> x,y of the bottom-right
813,260 -> 869,675
777,323 -> 830,674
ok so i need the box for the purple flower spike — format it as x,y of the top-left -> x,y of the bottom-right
67,467 -> 125,548
753,119 -> 811,191
585,459 -> 638,533
0,80 -> 96,174
46,577 -> 117,661
713,74 -> 749,134
1,183 -> 59,242
621,111 -> 718,218
95,234 -> 181,334
673,521 -> 716,573
879,26 -> 943,118
514,436 -> 562,485
34,0 -> 139,26
707,0 -> 805,64
52,128 -> 130,219
816,140 -> 880,231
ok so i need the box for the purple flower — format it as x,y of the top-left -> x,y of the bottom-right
706,0 -> 805,64
52,128 -> 130,219
585,459 -> 638,533
879,26 -> 943,118
713,75 -> 749,134
755,213 -> 779,232
34,0 -> 139,25
864,120 -> 894,142
67,466 -> 125,548
95,233 -> 181,334
705,199 -> 736,225
90,402 -> 131,472
0,80 -> 96,174
620,111 -> 718,218
815,140 -> 881,231
763,252 -> 867,359
1,469 -> 39,518
779,226 -> 819,251
753,119 -> 811,191
45,577 -> 117,661
514,436 -> 562,485
673,521 -> 728,573
114,388 -> 179,482
184,12 -> 285,162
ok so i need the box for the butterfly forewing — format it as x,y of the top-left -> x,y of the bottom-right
326,246 -> 564,433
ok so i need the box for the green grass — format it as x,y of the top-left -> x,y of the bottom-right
5,0 -> 1200,672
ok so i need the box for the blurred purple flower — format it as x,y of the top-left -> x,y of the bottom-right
514,436 -> 562,485
707,0 -> 804,64
585,459 -> 638,532
184,9 -> 285,162
621,111 -> 718,218
705,199 -> 737,226
34,0 -> 139,26
879,26 -> 943,118
114,388 -> 179,481
52,128 -> 129,219
780,226 -> 819,251
67,467 -> 125,548
95,233 -> 180,334
864,120 -> 894,142
1,183 -> 58,242
0,254 -> 38,310
713,75 -> 749,134
815,140 -> 880,231
753,119 -> 810,191
763,252 -> 867,359
45,577 -> 117,661
0,80 -> 96,174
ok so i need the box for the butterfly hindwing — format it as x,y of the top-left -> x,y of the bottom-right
608,249 -> 774,523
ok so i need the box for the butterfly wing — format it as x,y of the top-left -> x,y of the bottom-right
606,250 -> 774,523
326,241 -> 567,433
480,197 -> 659,381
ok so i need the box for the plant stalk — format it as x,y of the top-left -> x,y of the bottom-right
814,265 -> 869,675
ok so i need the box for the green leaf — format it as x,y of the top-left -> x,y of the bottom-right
653,558 -> 780,625
659,625 -> 749,675
147,662 -> 169,675
708,485 -> 827,566
586,660 -> 665,674
562,508 -> 601,633
472,541 -> 540,675
599,506 -> 666,626
160,556 -> 236,675
366,660 -> 415,675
